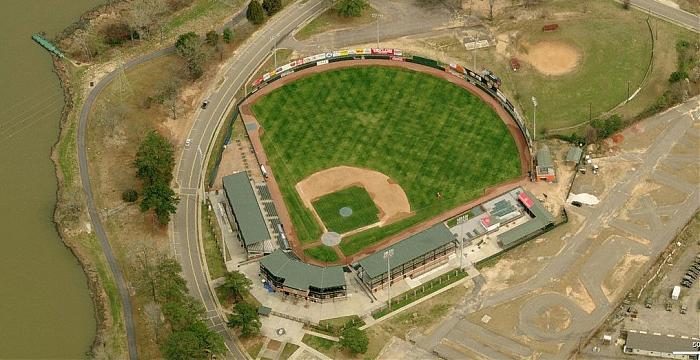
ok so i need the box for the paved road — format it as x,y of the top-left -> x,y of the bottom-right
170,0 -> 328,357
78,46 -> 174,360
630,0 -> 699,32
75,3 -> 308,359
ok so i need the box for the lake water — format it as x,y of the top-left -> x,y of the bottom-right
0,0 -> 101,357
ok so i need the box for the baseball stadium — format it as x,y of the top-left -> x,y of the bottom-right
218,49 -> 553,301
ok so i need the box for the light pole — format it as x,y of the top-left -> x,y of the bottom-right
453,233 -> 464,270
531,96 -> 538,142
371,13 -> 383,48
383,249 -> 394,308
270,34 -> 278,69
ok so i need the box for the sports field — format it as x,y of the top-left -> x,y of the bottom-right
312,186 -> 380,234
251,66 -> 521,255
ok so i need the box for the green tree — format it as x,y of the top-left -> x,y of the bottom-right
669,70 -> 689,83
590,114 -> 623,140
246,1 -> 266,25
134,131 -> 175,186
339,323 -> 368,354
140,181 -> 179,225
222,27 -> 233,43
205,30 -> 219,47
220,271 -> 252,302
175,32 -> 207,79
227,302 -> 261,338
163,297 -> 205,331
335,0 -> 368,17
162,321 -> 226,359
156,258 -> 189,302
262,0 -> 282,15
122,189 -> 138,202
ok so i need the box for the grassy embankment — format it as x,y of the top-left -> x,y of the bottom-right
302,283 -> 469,359
252,67 -> 521,256
295,6 -> 378,41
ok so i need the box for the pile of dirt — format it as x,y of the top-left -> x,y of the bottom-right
521,41 -> 581,76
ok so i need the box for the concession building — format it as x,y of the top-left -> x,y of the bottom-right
497,190 -> 555,249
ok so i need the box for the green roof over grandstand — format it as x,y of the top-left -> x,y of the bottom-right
260,250 -> 345,291
358,223 -> 455,280
497,190 -> 554,248
222,172 -> 271,246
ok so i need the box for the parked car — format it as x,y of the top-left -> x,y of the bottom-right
681,303 -> 688,314
201,100 -> 209,109
571,201 -> 583,207
681,280 -> 692,288
665,301 -> 672,311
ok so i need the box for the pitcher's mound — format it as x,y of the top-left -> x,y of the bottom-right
522,41 -> 581,76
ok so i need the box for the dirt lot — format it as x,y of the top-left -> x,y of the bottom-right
519,40 -> 581,76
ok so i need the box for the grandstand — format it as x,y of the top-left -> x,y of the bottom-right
222,172 -> 274,257
355,224 -> 456,291
260,249 -> 346,302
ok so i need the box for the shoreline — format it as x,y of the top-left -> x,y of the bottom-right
51,57 -> 115,357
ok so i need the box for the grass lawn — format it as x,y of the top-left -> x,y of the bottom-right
503,0 -> 652,132
312,186 -> 379,233
202,205 -> 227,279
295,7 -> 377,41
301,334 -> 341,358
280,343 -> 300,359
252,67 -> 521,254
372,269 -> 467,319
304,245 -> 340,263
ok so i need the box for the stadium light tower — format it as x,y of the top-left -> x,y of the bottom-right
371,13 -> 383,48
383,249 -> 394,308
531,96 -> 538,142
270,34 -> 278,69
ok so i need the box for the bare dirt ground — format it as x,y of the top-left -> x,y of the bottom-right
519,41 -> 581,76
533,304 -> 571,333
601,253 -> 649,302
295,166 -> 412,226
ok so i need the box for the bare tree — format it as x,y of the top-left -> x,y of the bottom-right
130,243 -> 168,302
143,302 -> 164,344
488,0 -> 495,20
156,77 -> 182,119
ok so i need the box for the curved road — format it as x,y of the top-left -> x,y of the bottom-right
77,1 -> 326,358
171,0 -> 327,357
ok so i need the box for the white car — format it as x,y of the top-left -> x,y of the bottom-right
185,138 -> 192,147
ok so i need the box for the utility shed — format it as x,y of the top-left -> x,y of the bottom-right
536,145 -> 556,182
357,224 -> 456,290
624,330 -> 699,360
222,172 -> 272,256
565,146 -> 583,165
260,249 -> 346,301
497,190 -> 554,249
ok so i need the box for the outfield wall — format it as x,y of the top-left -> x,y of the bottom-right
249,48 -> 533,153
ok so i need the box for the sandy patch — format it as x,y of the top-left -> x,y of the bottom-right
520,41 -> 581,76
295,166 -> 412,227
564,278 -> 596,314
601,254 -> 648,302
567,193 -> 600,205
533,305 -> 572,333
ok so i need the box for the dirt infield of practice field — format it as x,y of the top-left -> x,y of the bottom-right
239,59 -> 531,265
520,41 -> 581,76
296,166 -> 412,231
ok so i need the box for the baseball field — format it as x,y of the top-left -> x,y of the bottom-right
251,65 -> 522,258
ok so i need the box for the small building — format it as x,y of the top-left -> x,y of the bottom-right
535,145 -> 556,182
222,172 -> 274,257
497,191 -> 554,249
624,330 -> 699,360
565,146 -> 583,166
480,214 -> 500,232
489,199 -> 520,222
260,249 -> 346,302
356,224 -> 456,291
672,286 -> 681,300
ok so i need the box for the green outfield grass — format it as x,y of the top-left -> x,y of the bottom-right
312,186 -> 379,234
303,245 -> 339,263
252,66 -> 521,255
